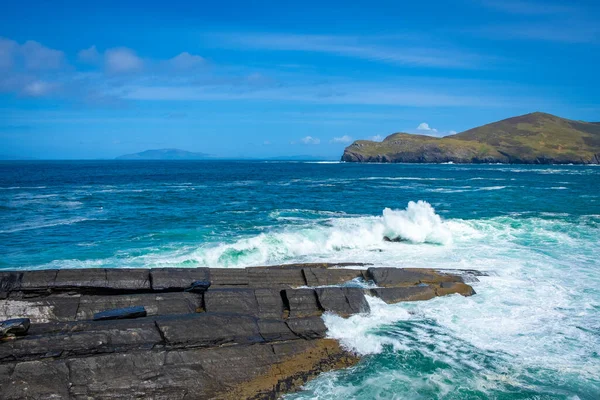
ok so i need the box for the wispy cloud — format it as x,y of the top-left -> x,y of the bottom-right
210,32 -> 490,69
479,0 -> 579,15
78,45 -> 101,64
291,136 -> 320,145
0,35 -> 552,109
167,52 -> 206,70
22,80 -> 58,97
0,38 -> 65,71
472,23 -> 599,43
20,40 -> 65,70
117,82 -> 510,107
330,135 -> 353,144
0,38 -> 18,69
369,135 -> 384,141
104,47 -> 144,74
478,0 -> 577,15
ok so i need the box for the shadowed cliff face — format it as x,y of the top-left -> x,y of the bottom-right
342,112 -> 600,164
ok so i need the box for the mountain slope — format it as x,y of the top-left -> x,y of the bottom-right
342,112 -> 600,164
116,149 -> 209,160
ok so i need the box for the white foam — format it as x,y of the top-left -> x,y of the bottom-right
381,201 -> 452,244
304,212 -> 600,398
323,296 -> 412,354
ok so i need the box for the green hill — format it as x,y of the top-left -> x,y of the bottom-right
342,112 -> 600,164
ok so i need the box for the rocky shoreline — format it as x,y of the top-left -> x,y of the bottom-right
0,264 -> 479,399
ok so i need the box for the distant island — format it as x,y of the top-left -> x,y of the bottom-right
116,149 -> 209,160
342,112 -> 600,164
0,154 -> 36,160
116,149 -> 335,161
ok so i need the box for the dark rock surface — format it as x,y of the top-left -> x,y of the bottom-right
0,264 -> 476,399
370,286 -> 437,303
315,287 -> 370,316
283,288 -> 322,318
368,267 -> 463,287
0,318 -> 30,338
93,306 -> 147,321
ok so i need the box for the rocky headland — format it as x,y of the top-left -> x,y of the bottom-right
342,112 -> 600,164
0,264 -> 479,399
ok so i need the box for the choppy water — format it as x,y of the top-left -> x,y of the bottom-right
1,161 -> 599,399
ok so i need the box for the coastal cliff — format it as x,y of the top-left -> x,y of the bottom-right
342,112 -> 600,164
0,264 -> 478,399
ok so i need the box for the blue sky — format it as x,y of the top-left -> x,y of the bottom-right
1,0 -> 599,159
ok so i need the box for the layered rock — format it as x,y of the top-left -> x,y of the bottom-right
0,264 -> 478,399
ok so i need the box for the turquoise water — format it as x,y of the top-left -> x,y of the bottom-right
1,161 -> 599,399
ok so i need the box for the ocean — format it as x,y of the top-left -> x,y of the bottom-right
1,161 -> 599,399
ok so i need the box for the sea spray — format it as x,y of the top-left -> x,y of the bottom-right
382,201 -> 452,245
173,201 -> 453,268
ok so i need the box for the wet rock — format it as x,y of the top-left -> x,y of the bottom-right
0,263 -> 476,399
283,288 -> 322,318
403,268 -> 465,284
368,267 -> 463,287
302,268 -> 365,286
436,282 -> 476,297
371,286 -> 436,303
77,292 -> 202,320
254,288 -> 286,319
150,268 -> 210,291
257,318 -> 298,342
19,270 -> 58,293
105,269 -> 151,291
286,316 -> 327,339
155,312 -> 263,347
0,320 -> 160,362
383,235 -> 409,242
248,267 -> 306,288
204,288 -> 259,316
0,272 -> 22,299
0,295 -> 81,323
93,306 -> 147,321
0,318 -> 30,338
315,287 -> 370,317
1,359 -> 70,400
184,280 -> 211,293
54,268 -> 108,291
209,268 -> 249,287
435,269 -> 488,283
67,350 -> 221,399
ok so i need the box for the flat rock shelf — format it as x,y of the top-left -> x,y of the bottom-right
0,264 -> 479,399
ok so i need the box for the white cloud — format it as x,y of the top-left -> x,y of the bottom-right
448,130 -> 457,135
211,33 -> 489,69
78,45 -> 101,64
479,0 -> 575,15
105,47 -> 143,73
369,135 -> 383,141
20,40 -> 64,70
296,136 -> 320,145
0,37 -> 17,69
330,135 -> 353,144
22,80 -> 57,97
168,52 -> 205,70
417,122 -> 438,133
